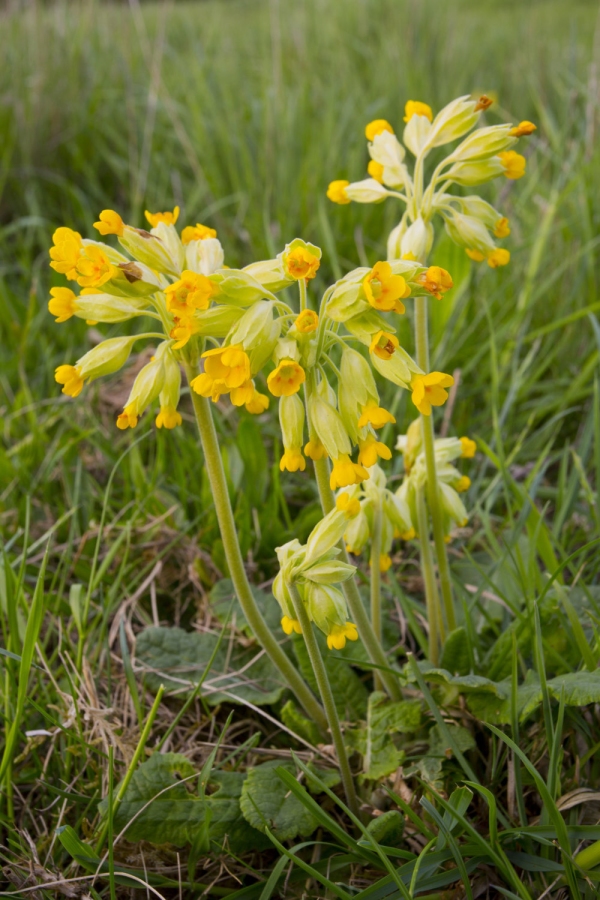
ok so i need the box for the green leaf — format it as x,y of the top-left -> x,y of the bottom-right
416,724 -> 475,787
280,699 -> 322,746
440,627 -> 471,676
292,632 -> 369,719
239,760 -> 319,841
363,692 -> 422,781
207,771 -> 272,853
366,810 -> 404,846
136,626 -> 284,706
305,762 -> 341,793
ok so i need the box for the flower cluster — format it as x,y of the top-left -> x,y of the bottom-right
327,96 -> 535,267
49,213 -> 455,486
396,419 -> 477,539
273,502 -> 360,649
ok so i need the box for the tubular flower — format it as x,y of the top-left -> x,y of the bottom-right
369,331 -> 400,360
267,359 -> 306,397
416,266 -> 453,299
294,309 -> 319,333
285,246 -> 320,280
498,150 -> 526,179
365,119 -> 394,140
460,436 -> 477,458
164,270 -> 218,314
181,223 -> 217,244
330,455 -> 369,490
367,160 -> 384,182
327,180 -> 351,204
494,217 -> 510,238
510,121 -> 536,137
336,492 -> 361,518
93,209 -> 125,236
455,475 -> 471,492
326,622 -> 358,650
230,380 -> 255,407
245,387 -> 270,414
487,248 -> 510,268
363,261 -> 410,314
201,344 -> 251,390
280,448 -> 306,472
358,434 -> 392,467
76,246 -> 117,288
48,287 -> 77,322
410,372 -> 454,416
116,404 -> 139,430
358,401 -> 396,429
144,207 -> 180,228
281,616 -> 302,635
404,101 -> 433,122
304,438 -> 328,460
49,227 -> 83,280
55,365 -> 84,397
156,406 -> 182,429
279,393 -> 305,472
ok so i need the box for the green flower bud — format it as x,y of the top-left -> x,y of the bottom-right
305,582 -> 348,635
443,212 -> 495,254
118,227 -> 178,276
186,237 -> 225,277
243,258 -> 294,293
447,124 -> 516,163
308,395 -> 352,460
424,95 -> 480,150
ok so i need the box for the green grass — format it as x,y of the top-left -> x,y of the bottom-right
1,0 -> 600,896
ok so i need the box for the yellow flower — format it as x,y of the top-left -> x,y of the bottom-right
170,317 -> 197,350
267,359 -> 306,397
335,492 -> 361,518
369,330 -> 400,360
230,380 -> 256,407
455,475 -> 471,493
327,180 -> 351,204
330,455 -> 369,490
487,248 -> 510,268
202,344 -> 251,389
181,223 -> 217,244
509,121 -> 536,137
326,622 -> 358,650
417,266 -> 453,299
55,364 -> 84,397
357,434 -> 392,467
281,616 -> 302,636
245,387 -> 270,414
93,209 -> 125,236
190,372 -> 228,402
284,246 -> 320,280
494,217 -> 510,238
165,270 -> 218,315
403,101 -> 433,123
466,248 -> 485,262
304,438 -> 328,460
460,436 -> 477,458
363,261 -> 410,314
49,227 -> 83,280
498,150 -> 526,179
76,245 -> 117,288
156,406 -> 182,429
48,287 -> 77,322
294,309 -> 319,333
410,372 -> 454,416
367,160 -> 384,183
358,401 -> 395,430
144,207 -> 180,228
365,119 -> 394,140
116,403 -> 139,430
399,527 -> 416,541
379,554 -> 392,573
474,95 -> 493,111
280,448 -> 306,472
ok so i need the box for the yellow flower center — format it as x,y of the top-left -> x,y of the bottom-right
267,359 -> 306,397
417,266 -> 453,299
294,309 -> 319,334
363,261 -> 409,314
369,330 -> 399,360
285,247 -> 320,281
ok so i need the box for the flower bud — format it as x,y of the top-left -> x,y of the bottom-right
326,272 -> 370,322
400,217 -> 432,262
445,157 -> 505,186
444,212 -> 496,255
403,114 -> 432,157
304,506 -> 350,564
211,269 -> 273,306
228,300 -> 274,349
152,221 -> 186,273
279,239 -> 322,281
305,583 -> 349,639
439,482 -> 468,527
384,492 -> 412,535
423,95 -> 480,149
243,258 -> 294,293
185,237 -> 225,276
344,507 -> 370,555
156,350 -> 182,429
116,343 -> 168,429
343,178 -> 390,203
308,395 -> 351,461
447,124 -> 516,163
338,348 -> 379,442
48,288 -> 149,324
344,310 -> 392,344
279,393 -> 306,473
77,335 -> 139,381
118,228 -> 178,276
368,131 -> 408,188
193,306 -> 244,337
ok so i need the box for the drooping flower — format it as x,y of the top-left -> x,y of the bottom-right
144,207 -> 180,228
410,372 -> 454,415
267,359 -> 306,397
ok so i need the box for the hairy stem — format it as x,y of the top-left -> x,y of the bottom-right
288,582 -> 360,819
370,498 -> 383,692
184,363 -> 327,730
415,487 -> 441,665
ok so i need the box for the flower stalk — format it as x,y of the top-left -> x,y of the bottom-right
370,497 -> 384,692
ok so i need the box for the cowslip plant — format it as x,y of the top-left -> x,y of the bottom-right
47,90 -> 532,811
328,94 -> 534,659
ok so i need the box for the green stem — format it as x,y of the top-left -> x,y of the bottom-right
288,583 -> 360,820
414,297 -> 456,634
370,498 -> 383,692
184,363 -> 327,730
415,487 -> 440,665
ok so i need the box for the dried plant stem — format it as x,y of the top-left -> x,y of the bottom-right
288,582 -> 360,819
184,363 -> 327,730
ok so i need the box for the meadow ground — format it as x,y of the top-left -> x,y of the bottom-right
1,0 -> 600,897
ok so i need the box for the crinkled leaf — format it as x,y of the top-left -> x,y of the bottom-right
207,771 -> 272,853
440,627 -> 471,676
363,692 -> 421,780
239,760 -> 318,841
280,699 -> 322,746
137,626 -> 284,706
